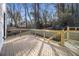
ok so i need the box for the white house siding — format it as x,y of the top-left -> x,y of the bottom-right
0,4 -> 4,51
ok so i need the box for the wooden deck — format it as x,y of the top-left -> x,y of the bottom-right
0,35 -> 79,56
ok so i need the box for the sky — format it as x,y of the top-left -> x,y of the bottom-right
6,3 -> 57,24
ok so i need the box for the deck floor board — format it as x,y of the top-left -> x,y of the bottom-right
0,35 -> 79,56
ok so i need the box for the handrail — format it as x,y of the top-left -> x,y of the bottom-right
67,27 -> 79,31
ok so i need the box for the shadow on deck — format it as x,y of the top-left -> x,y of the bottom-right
0,35 -> 79,56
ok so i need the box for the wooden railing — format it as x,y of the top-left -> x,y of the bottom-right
7,27 -> 79,46
66,27 -> 79,41
68,27 -> 79,30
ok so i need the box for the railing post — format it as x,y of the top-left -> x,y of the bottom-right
60,30 -> 64,46
35,30 -> 36,36
20,30 -> 21,37
67,26 -> 69,40
44,31 -> 46,40
44,32 -> 46,38
75,27 -> 77,31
